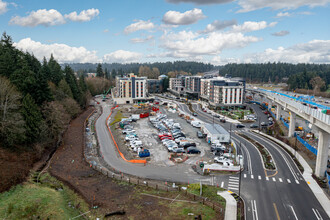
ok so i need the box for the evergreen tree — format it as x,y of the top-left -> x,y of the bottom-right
58,79 -> 73,99
21,93 -> 43,143
64,65 -> 81,102
96,63 -> 104,78
48,54 -> 63,85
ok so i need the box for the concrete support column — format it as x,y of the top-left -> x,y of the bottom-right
315,130 -> 330,177
288,112 -> 296,137
276,104 -> 281,120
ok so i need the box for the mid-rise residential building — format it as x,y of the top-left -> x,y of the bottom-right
200,77 -> 245,106
113,73 -> 149,104
169,77 -> 185,96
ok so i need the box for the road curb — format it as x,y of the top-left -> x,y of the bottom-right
253,130 -> 330,218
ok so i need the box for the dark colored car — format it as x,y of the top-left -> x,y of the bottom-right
193,112 -> 198,116
236,124 -> 245,128
173,133 -> 186,139
220,118 -> 226,123
197,131 -> 204,138
250,124 -> 258,128
187,147 -> 201,154
180,142 -> 196,148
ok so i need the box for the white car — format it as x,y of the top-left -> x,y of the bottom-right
125,135 -> 138,141
214,156 -> 233,163
122,129 -> 135,134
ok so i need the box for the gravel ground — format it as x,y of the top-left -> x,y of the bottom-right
131,105 -> 213,167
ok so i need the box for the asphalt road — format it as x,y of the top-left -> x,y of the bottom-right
95,98 -> 328,220
185,102 -> 328,220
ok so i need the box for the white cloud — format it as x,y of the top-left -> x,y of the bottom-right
0,0 -> 8,14
271,30 -> 290,36
103,50 -> 142,63
14,38 -> 99,63
64,8 -> 99,22
231,21 -> 277,32
200,19 -> 237,33
124,20 -> 155,34
9,9 -> 66,27
166,0 -> 234,4
161,30 -> 261,58
162,8 -> 205,25
237,0 -> 330,13
245,40 -> 330,63
130,35 -> 154,43
9,8 -> 100,27
276,12 -> 291,17
103,29 -> 109,33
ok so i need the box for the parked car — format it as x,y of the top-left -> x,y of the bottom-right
261,122 -> 267,127
187,147 -> 201,154
268,121 -> 274,126
180,142 -> 196,148
236,124 -> 245,128
220,118 -> 226,123
250,124 -> 259,128
172,147 -> 185,153
125,135 -> 138,141
211,144 -> 226,152
197,131 -> 204,138
214,156 -> 232,163
122,129 -> 135,134
193,112 -> 198,116
175,137 -> 186,143
173,133 -> 186,139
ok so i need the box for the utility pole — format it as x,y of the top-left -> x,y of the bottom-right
230,123 -> 232,142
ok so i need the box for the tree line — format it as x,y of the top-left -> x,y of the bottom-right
0,33 -> 92,150
219,63 -> 330,91
64,61 -> 214,76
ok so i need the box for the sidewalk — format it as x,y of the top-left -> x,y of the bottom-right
253,130 -> 330,218
217,191 -> 237,220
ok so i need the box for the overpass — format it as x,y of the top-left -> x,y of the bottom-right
247,88 -> 330,178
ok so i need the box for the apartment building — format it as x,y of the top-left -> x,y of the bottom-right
200,77 -> 245,106
113,73 -> 148,104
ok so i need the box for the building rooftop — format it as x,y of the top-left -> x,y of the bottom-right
203,123 -> 229,135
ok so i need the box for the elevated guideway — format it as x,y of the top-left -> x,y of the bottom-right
248,88 -> 330,178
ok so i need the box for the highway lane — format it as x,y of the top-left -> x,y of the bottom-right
185,102 -> 329,220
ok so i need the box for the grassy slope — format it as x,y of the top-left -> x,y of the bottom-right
0,173 -> 90,220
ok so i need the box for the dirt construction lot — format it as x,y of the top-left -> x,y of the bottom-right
49,107 -> 222,219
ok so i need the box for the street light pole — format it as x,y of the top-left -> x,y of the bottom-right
239,141 -> 242,198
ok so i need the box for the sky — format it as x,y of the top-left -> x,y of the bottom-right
0,0 -> 329,65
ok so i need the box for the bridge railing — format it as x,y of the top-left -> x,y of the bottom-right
269,93 -> 330,126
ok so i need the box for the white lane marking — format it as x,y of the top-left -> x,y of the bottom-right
248,132 -> 299,181
244,174 -> 247,178
229,176 -> 240,180
289,205 -> 298,220
228,182 -> 239,186
251,200 -> 259,220
228,186 -> 239,190
258,175 -> 261,180
287,179 -> 291,183
273,177 -> 276,182
279,178 -> 283,182
251,175 -> 254,179
266,177 -> 269,181
221,181 -> 224,188
312,208 -> 323,220
295,180 -> 300,184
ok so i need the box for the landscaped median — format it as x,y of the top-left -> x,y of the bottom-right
238,133 -> 276,170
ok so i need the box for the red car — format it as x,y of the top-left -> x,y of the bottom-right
158,133 -> 171,138
160,136 -> 173,140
